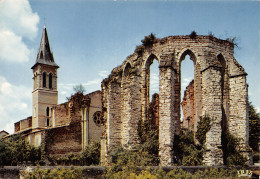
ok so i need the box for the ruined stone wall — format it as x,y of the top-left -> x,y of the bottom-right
181,80 -> 195,130
149,93 -> 159,129
101,35 -> 250,166
52,103 -> 70,127
44,124 -> 82,155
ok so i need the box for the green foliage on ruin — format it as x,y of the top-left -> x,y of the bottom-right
189,30 -> 197,39
135,33 -> 157,56
135,45 -> 145,56
25,167 -> 240,179
48,140 -> 101,166
172,115 -> 210,166
0,135 -> 43,166
173,131 -> 203,166
141,33 -> 157,47
249,102 -> 260,163
106,165 -> 239,178
73,84 -> 86,94
196,115 -> 211,146
81,140 -> 101,165
222,133 -> 247,166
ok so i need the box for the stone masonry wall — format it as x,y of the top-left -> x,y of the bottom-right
101,35 -> 251,166
181,80 -> 195,130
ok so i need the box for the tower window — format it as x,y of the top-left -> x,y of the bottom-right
46,107 -> 49,117
46,118 -> 50,127
43,72 -> 47,87
49,73 -> 53,89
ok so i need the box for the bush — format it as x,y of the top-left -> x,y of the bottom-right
24,167 -> 83,179
0,135 -> 43,166
173,131 -> 203,166
222,133 -> 247,166
189,31 -> 197,39
196,115 -> 211,146
141,33 -> 156,47
81,140 -> 101,165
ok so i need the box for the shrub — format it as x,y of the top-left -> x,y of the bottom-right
196,115 -> 211,146
81,140 -> 101,165
222,133 -> 247,166
173,131 -> 203,166
24,167 -> 83,179
135,45 -> 145,56
189,31 -> 197,39
141,33 -> 156,47
0,135 -> 43,166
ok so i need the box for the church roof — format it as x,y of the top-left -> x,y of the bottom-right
31,26 -> 59,69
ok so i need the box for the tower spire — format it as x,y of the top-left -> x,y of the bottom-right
31,26 -> 59,69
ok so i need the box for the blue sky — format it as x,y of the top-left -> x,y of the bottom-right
0,0 -> 259,133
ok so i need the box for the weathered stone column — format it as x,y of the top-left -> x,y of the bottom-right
229,75 -> 252,164
121,75 -> 142,149
201,66 -> 223,166
159,66 -> 176,166
102,81 -> 122,165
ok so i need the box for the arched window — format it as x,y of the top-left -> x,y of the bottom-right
46,118 -> 50,127
49,73 -> 53,89
46,107 -> 49,117
42,72 -> 47,87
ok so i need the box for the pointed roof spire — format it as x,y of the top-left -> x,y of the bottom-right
31,26 -> 59,69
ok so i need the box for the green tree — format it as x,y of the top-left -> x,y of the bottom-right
0,135 -> 42,166
73,84 -> 86,94
249,102 -> 260,152
249,102 -> 260,163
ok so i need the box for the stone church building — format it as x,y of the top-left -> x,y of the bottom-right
12,26 -> 103,156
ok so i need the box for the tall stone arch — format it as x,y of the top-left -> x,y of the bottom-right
101,35 -> 251,166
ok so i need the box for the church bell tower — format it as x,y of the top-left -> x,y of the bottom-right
31,26 -> 59,129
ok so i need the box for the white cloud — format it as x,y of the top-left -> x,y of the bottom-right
181,77 -> 193,89
0,76 -> 31,134
0,30 -> 31,62
0,0 -> 39,63
0,0 -> 39,40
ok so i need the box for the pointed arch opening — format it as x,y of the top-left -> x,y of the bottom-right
49,73 -> 53,89
180,50 -> 196,131
145,54 -> 159,130
42,72 -> 47,88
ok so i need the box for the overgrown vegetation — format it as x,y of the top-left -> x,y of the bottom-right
222,133 -> 247,166
106,165 -> 239,178
226,36 -> 239,47
135,33 -> 157,56
249,102 -> 260,163
66,84 -> 86,101
196,115 -> 211,146
24,167 -> 83,179
23,166 -> 240,179
48,140 -> 101,166
189,30 -> 197,39
0,135 -> 43,166
173,116 -> 210,166
173,131 -> 203,166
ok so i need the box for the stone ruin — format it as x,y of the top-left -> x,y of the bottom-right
100,35 -> 252,166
